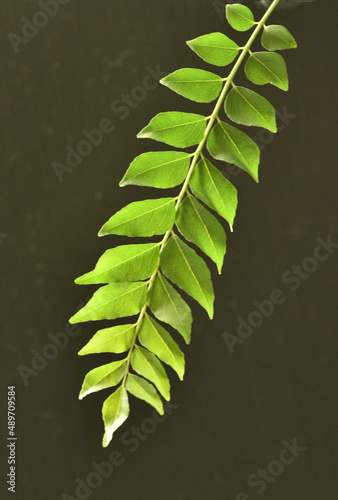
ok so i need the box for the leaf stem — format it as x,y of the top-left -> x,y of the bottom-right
122,0 -> 282,387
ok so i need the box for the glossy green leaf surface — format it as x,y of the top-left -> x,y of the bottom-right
126,374 -> 164,415
137,112 -> 207,148
139,314 -> 185,380
207,121 -> 260,182
79,359 -> 127,399
102,386 -> 129,447
161,68 -> 223,103
98,198 -> 176,237
245,51 -> 289,91
131,345 -> 170,401
261,24 -> 297,51
75,244 -> 159,284
226,4 -> 255,31
69,282 -> 147,323
189,157 -> 238,225
187,32 -> 239,66
225,86 -> 277,132
176,193 -> 226,274
161,234 -> 214,318
78,324 -> 135,355
148,272 -> 192,344
120,151 -> 191,189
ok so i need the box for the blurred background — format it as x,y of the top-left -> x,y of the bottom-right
0,1 -> 336,499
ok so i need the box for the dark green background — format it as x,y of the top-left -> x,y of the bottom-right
1,1 -> 336,499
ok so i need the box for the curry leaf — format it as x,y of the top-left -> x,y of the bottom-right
131,345 -> 171,401
69,282 -> 147,323
120,151 -> 191,189
226,4 -> 255,32
261,25 -> 297,51
78,324 -> 135,355
189,157 -> 238,225
176,193 -> 226,274
102,387 -> 129,447
98,198 -> 176,237
245,51 -> 289,91
161,234 -> 214,318
126,374 -> 164,415
139,314 -> 185,380
75,243 -> 160,284
207,121 -> 260,182
148,272 -> 192,344
137,112 -> 207,148
225,86 -> 277,133
161,68 -> 223,103
79,359 -> 127,399
187,32 -> 239,66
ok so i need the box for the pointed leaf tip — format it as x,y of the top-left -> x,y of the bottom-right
102,386 -> 129,447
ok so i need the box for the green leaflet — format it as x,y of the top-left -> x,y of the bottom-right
139,314 -> 185,380
137,112 -> 207,148
161,234 -> 214,318
245,52 -> 289,91
176,193 -> 226,274
79,359 -> 127,399
78,324 -> 135,355
126,374 -> 164,415
98,198 -> 176,237
69,282 -> 147,323
225,86 -> 277,133
226,4 -> 255,32
207,121 -> 260,182
261,25 -> 297,51
70,0 -> 298,446
187,32 -> 239,66
161,68 -> 223,103
75,243 -> 160,284
131,345 -> 170,401
189,157 -> 238,225
102,386 -> 129,447
120,151 -> 191,189
148,273 -> 192,344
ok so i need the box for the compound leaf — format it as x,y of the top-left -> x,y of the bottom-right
207,121 -> 260,182
131,345 -> 170,400
139,314 -> 185,380
176,193 -> 226,274
161,234 -> 214,318
78,324 -> 135,355
126,373 -> 164,415
75,243 -> 160,284
71,1 -> 299,446
189,157 -> 238,224
187,32 -> 239,66
120,151 -> 191,189
102,386 -> 129,447
245,51 -> 289,91
148,272 -> 192,344
225,86 -> 277,133
98,198 -> 176,237
79,359 -> 127,399
261,25 -> 297,51
137,112 -> 207,148
69,282 -> 147,323
226,4 -> 255,32
161,68 -> 223,103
